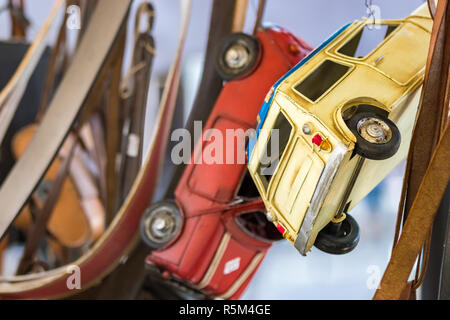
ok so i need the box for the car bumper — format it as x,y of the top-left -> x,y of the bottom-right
294,143 -> 348,255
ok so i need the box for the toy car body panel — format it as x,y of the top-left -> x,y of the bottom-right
145,27 -> 312,299
247,4 -> 432,255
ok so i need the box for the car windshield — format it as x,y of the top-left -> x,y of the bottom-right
337,24 -> 398,58
294,59 -> 351,102
257,111 -> 292,192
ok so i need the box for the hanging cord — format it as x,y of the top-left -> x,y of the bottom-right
365,0 -> 377,26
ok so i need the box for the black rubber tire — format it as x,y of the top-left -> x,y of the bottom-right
214,32 -> 260,81
314,214 -> 360,255
140,200 -> 183,250
346,111 -> 401,160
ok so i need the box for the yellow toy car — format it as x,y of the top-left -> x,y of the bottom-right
247,4 -> 432,255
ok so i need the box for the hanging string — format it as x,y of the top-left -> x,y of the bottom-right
365,0 -> 376,26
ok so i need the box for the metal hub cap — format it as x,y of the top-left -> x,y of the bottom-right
224,43 -> 250,69
144,206 -> 178,244
357,117 -> 392,144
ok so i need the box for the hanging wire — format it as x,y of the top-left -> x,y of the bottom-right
365,0 -> 376,26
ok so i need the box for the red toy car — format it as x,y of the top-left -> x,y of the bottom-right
140,27 -> 312,299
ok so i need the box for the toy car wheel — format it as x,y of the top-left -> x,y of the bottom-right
140,200 -> 182,250
215,33 -> 260,81
314,214 -> 360,255
347,111 -> 401,160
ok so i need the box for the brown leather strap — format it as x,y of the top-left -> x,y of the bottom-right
0,0 -> 189,298
374,123 -> 450,300
8,0 -> 28,39
87,114 -> 108,207
402,0 -> 449,219
105,27 -> 127,223
16,137 -> 77,275
36,5 -> 69,121
119,3 -> 156,201
0,1 -> 64,145
0,0 -> 132,241
375,0 -> 450,300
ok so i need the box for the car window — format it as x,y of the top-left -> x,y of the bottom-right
257,112 -> 292,192
235,211 -> 282,241
337,24 -> 398,58
294,59 -> 351,102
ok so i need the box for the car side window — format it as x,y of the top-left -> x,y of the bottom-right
293,59 -> 351,102
257,112 -> 292,191
337,24 -> 398,58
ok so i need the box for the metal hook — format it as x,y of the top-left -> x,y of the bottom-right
365,0 -> 376,26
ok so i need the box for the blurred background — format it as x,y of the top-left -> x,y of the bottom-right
0,0 -> 426,299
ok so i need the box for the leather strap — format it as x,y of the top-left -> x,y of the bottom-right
86,114 -> 108,207
374,123 -> 450,300
0,0 -> 191,299
37,3 -> 70,121
402,0 -> 449,222
16,137 -> 77,275
119,2 -> 156,201
8,0 -> 28,39
374,0 -> 450,300
0,0 -> 64,144
105,27 -> 127,223
0,0 -> 132,240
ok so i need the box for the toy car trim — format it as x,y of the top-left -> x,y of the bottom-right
294,143 -> 347,255
251,23 -> 352,141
